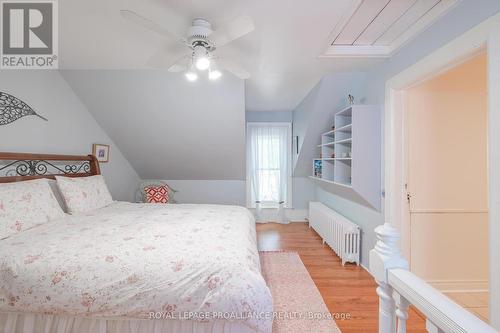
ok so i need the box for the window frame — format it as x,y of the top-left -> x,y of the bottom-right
246,122 -> 293,208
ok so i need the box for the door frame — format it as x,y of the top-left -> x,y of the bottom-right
383,12 -> 500,327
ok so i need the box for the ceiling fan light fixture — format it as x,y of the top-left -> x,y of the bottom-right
185,71 -> 198,81
209,63 -> 222,80
122,11 -> 253,80
195,56 -> 210,71
209,69 -> 222,80
193,45 -> 210,71
185,67 -> 198,81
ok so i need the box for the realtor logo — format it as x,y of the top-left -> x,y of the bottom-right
1,0 -> 58,69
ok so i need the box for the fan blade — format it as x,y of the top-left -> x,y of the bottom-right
210,16 -> 255,47
218,59 -> 250,79
120,10 -> 186,44
167,55 -> 189,72
148,51 -> 189,71
146,42 -> 189,69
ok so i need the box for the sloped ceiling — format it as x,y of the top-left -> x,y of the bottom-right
59,0 -> 383,112
61,70 -> 245,180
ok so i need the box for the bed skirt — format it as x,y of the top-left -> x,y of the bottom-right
0,313 -> 259,333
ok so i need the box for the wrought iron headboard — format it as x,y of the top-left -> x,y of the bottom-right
0,152 -> 100,183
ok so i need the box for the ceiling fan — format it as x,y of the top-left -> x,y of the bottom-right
120,10 -> 254,81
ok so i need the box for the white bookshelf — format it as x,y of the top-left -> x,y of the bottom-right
311,105 -> 381,210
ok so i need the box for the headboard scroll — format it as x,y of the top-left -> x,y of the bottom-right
0,152 -> 100,183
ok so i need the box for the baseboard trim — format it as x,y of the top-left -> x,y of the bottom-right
286,209 -> 308,222
248,208 -> 308,223
361,263 -> 373,276
427,279 -> 489,293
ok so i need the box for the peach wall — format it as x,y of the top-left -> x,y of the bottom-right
404,53 -> 489,291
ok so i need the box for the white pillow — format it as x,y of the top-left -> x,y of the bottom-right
0,178 -> 66,239
55,175 -> 113,214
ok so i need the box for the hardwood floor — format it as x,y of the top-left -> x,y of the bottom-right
256,222 -> 427,333
444,291 -> 489,323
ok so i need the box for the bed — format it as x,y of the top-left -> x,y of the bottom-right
0,152 -> 273,333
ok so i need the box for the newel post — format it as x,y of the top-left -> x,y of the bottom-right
369,223 -> 409,333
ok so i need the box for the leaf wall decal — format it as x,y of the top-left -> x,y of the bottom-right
0,92 -> 48,126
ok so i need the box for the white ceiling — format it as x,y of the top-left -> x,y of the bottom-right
59,0 -> 386,112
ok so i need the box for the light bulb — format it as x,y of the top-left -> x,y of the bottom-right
193,45 -> 210,71
195,57 -> 210,71
209,69 -> 222,80
185,70 -> 198,82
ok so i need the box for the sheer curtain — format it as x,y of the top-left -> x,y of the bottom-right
247,123 -> 291,223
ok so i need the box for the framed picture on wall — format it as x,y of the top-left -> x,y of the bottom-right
92,144 -> 110,163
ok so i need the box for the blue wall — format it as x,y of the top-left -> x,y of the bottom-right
291,72 -> 377,265
292,74 -> 380,266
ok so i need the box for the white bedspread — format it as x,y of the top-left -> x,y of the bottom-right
0,203 -> 272,333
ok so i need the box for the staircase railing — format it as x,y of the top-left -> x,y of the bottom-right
369,223 -> 498,333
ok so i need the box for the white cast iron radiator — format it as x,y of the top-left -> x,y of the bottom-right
308,202 -> 360,265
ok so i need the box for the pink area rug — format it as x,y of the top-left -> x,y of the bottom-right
260,251 -> 342,333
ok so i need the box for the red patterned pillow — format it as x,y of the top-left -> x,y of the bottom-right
144,186 -> 170,203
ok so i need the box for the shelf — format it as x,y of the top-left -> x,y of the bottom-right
336,106 -> 352,116
321,124 -> 352,136
333,138 -> 352,145
322,129 -> 335,136
309,176 -> 353,189
312,104 -> 381,210
318,139 -> 352,147
334,179 -> 352,187
334,124 -> 352,132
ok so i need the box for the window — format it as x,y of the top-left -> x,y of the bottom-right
246,123 -> 292,208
